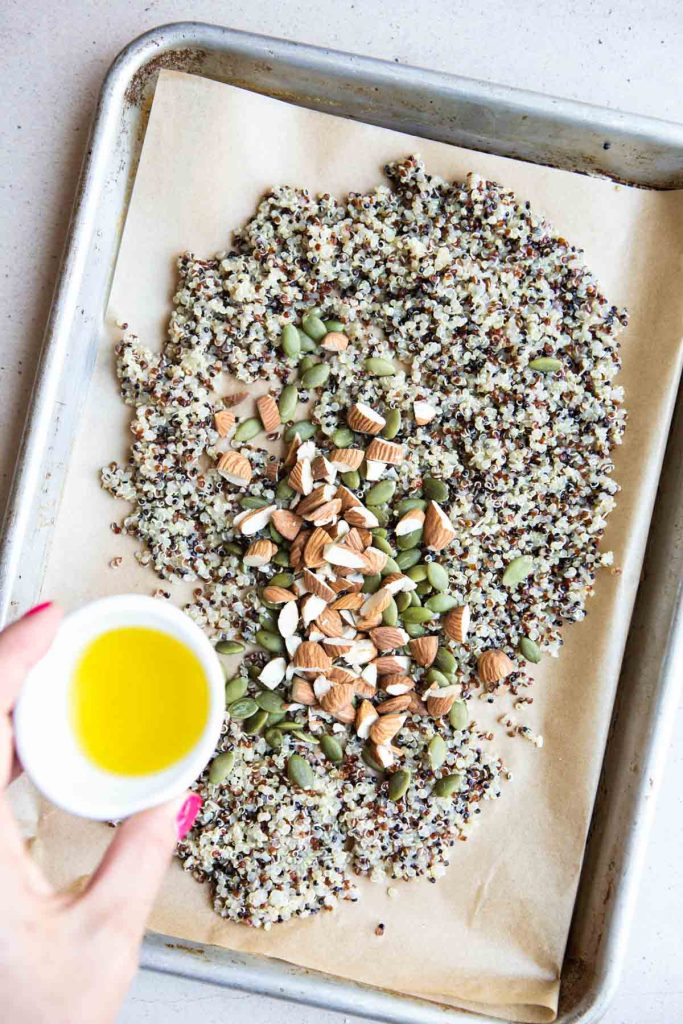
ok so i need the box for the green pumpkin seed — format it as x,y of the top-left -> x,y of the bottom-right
324,319 -> 345,333
415,581 -> 432,596
302,363 -> 331,389
298,328 -> 318,353
341,470 -> 360,489
364,357 -> 396,377
529,356 -> 562,373
266,710 -> 286,726
225,541 -> 243,557
234,418 -> 261,442
426,562 -> 449,592
240,495 -> 269,510
397,529 -> 423,550
382,598 -> 399,627
269,523 -> 286,545
247,663 -> 263,680
362,744 -> 385,774
388,769 -> 411,801
256,691 -> 285,713
320,734 -> 344,763
270,571 -> 294,588
264,728 -> 283,750
215,639 -> 245,655
229,697 -> 259,720
274,720 -> 301,732
333,426 -> 355,447
372,535 -> 395,556
382,408 -> 401,439
381,556 -> 400,575
406,563 -> 428,582
275,479 -> 295,501
284,420 -> 316,442
298,355 -> 317,374
519,636 -> 542,663
372,527 -> 388,538
395,591 -> 412,613
366,480 -> 396,506
281,324 -> 301,359
373,505 -> 390,528
272,549 -> 290,567
208,751 -> 235,785
409,590 -> 422,607
502,555 -> 534,587
287,753 -> 315,789
396,549 -> 423,571
397,497 -> 427,515
278,385 -> 299,422
435,648 -> 457,674
301,312 -> 327,341
425,593 -> 458,613
426,667 -> 450,687
427,735 -> 447,770
404,623 -> 426,638
422,477 -> 449,502
225,676 -> 248,704
243,709 -> 269,735
291,730 -> 319,745
255,629 -> 285,654
258,611 -> 277,631
362,573 -> 382,594
433,773 -> 463,798
449,699 -> 468,731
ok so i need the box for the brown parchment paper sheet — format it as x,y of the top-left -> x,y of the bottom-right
20,72 -> 683,1022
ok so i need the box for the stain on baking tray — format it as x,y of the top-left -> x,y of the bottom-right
125,49 -> 207,106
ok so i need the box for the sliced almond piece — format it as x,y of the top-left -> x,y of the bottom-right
407,692 -> 429,716
355,700 -> 379,739
217,450 -> 252,487
296,484 -> 335,516
381,571 -> 417,595
319,637 -> 355,658
289,528 -> 311,571
344,527 -> 367,553
320,331 -> 349,352
258,657 -> 286,690
413,399 -> 437,426
214,409 -> 236,437
444,605 -> 470,642
233,504 -> 275,536
301,593 -> 328,627
311,455 -> 337,484
369,626 -> 410,652
290,677 -> 316,705
408,635 -> 439,667
327,666 -> 358,685
285,635 -> 302,658
330,704 -> 356,725
370,712 -> 406,745
426,684 -> 459,717
365,438 -> 405,466
343,638 -> 378,666
289,459 -> 314,496
313,675 -> 333,700
354,678 -> 377,698
395,507 -> 425,537
324,543 -> 367,569
301,569 -> 336,603
265,459 -> 281,483
224,390 -> 249,408
373,655 -> 410,676
347,402 -> 385,435
292,641 -> 332,673
344,505 -> 380,529
360,588 -> 393,619
361,547 -> 388,575
380,673 -> 415,695
361,662 -> 378,689
262,585 -> 297,604
423,500 -> 457,551
377,694 -> 412,714
277,600 -> 299,638
256,394 -> 281,433
243,539 -> 277,567
283,433 -> 302,470
329,448 -> 365,472
335,484 -> 362,511
304,498 -> 342,526
304,527 -> 332,569
364,459 -> 384,481
478,649 -> 514,683
316,607 -> 345,638
368,741 -> 395,769
331,592 -> 364,611
271,508 -> 303,542
319,682 -> 356,714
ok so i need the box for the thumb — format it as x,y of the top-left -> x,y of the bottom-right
83,793 -> 202,939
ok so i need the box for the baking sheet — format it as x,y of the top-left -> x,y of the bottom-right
21,71 -> 683,1022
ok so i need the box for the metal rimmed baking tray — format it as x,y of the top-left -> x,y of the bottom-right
1,22 -> 681,1024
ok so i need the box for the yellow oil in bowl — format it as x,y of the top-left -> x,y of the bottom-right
70,626 -> 209,776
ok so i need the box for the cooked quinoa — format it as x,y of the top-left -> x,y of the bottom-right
103,156 -> 626,927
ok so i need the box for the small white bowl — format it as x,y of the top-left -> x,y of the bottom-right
14,595 -> 225,820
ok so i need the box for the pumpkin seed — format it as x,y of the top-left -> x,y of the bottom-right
301,312 -> 328,341
298,355 -> 318,374
433,773 -> 463,798
396,549 -> 423,570
266,711 -> 286,726
302,362 -> 331,388
364,356 -> 396,377
449,699 -> 468,731
381,556 -> 400,575
366,480 -> 396,506
291,730 -> 319,745
427,734 -> 447,770
224,541 -> 243,557
264,728 -> 283,750
284,420 -> 316,442
395,591 -> 412,612
529,356 -> 562,373
426,562 -> 449,592
215,639 -> 245,655
243,709 -> 269,735
409,590 -> 422,606
225,676 -> 248,704
320,734 -> 344,763
247,663 -> 263,680
425,593 -> 458,613
341,470 -> 360,489
229,697 -> 259,720
256,691 -> 286,713
272,549 -> 290,567
404,623 -> 426,638
422,476 -> 449,502
270,571 -> 294,587
382,598 -> 399,626
406,563 -> 428,582
208,750 -> 235,784
388,769 -> 411,801
269,523 -> 285,545
372,527 -> 388,538
234,418 -> 261,442
278,384 -> 299,422
240,495 -> 269,509
362,744 -> 385,773
382,408 -> 401,439
274,720 -> 301,731
435,648 -> 456,674
373,505 -> 390,528
324,319 -> 345,332
397,529 -> 423,550
255,629 -> 285,654
298,328 -> 317,353
362,573 -> 382,594
415,580 -> 432,596
397,497 -> 427,515
426,667 -> 450,687
333,426 -> 355,447
502,555 -> 534,587
519,636 -> 542,663
275,479 -> 295,501
372,535 -> 395,556
287,753 -> 315,789
281,324 -> 301,359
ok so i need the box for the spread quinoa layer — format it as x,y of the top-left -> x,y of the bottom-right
103,157 -> 627,928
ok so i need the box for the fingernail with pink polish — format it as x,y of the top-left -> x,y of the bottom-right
176,794 -> 202,839
24,601 -> 53,619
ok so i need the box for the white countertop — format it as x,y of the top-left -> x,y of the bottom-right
1,2 -> 681,1022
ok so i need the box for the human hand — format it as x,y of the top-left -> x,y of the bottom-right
0,603 -> 202,1024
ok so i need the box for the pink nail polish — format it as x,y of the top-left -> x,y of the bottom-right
24,601 -> 53,619
176,793 -> 202,839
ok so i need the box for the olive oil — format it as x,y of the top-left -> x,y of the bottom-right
70,627 -> 209,776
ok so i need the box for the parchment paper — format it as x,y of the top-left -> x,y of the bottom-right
22,72 -> 683,1022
